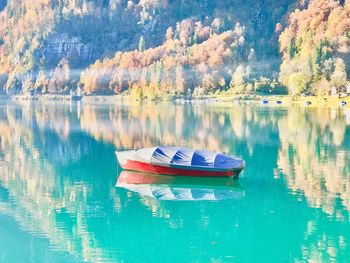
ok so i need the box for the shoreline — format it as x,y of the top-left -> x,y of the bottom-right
4,94 -> 350,108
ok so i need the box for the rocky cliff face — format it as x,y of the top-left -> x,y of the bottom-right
43,34 -> 93,64
41,31 -> 128,67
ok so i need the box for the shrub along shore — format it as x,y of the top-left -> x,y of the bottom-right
7,93 -> 350,109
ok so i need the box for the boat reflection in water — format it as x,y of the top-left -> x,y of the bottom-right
116,171 -> 245,201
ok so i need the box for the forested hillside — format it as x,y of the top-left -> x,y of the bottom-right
279,0 -> 350,96
1,0 -> 349,97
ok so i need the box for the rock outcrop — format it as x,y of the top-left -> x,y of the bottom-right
42,34 -> 92,64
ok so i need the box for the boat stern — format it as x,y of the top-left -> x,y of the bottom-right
232,159 -> 245,178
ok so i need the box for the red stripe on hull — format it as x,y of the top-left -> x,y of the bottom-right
120,160 -> 241,178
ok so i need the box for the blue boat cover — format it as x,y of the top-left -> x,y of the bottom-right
136,146 -> 243,170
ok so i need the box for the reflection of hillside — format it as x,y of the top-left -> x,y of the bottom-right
277,108 -> 350,216
274,108 -> 350,262
6,102 -> 350,218
294,218 -> 348,262
7,103 -> 95,166
2,102 -> 249,262
0,104 -> 121,262
1,101 -> 350,262
0,102 -> 283,262
2,102 -> 282,158
79,103 -> 282,155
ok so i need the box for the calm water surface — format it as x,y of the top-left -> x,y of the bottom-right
0,101 -> 350,262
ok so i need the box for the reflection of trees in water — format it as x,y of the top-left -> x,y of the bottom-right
0,104 -> 123,262
2,102 -> 283,156
278,108 -> 350,216
0,102 -> 282,262
277,108 -> 350,262
79,103 -> 282,155
292,218 -> 348,263
1,102 -> 350,262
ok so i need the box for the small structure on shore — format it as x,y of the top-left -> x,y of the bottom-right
346,83 -> 350,95
70,87 -> 83,101
331,86 -> 338,96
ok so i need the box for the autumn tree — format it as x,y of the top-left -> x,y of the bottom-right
34,70 -> 48,93
175,64 -> 186,94
287,72 -> 308,96
230,65 -> 246,93
331,58 -> 347,93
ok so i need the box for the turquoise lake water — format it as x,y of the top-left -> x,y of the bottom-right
0,100 -> 350,262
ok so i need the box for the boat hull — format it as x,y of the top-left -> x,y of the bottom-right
119,159 -> 242,178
